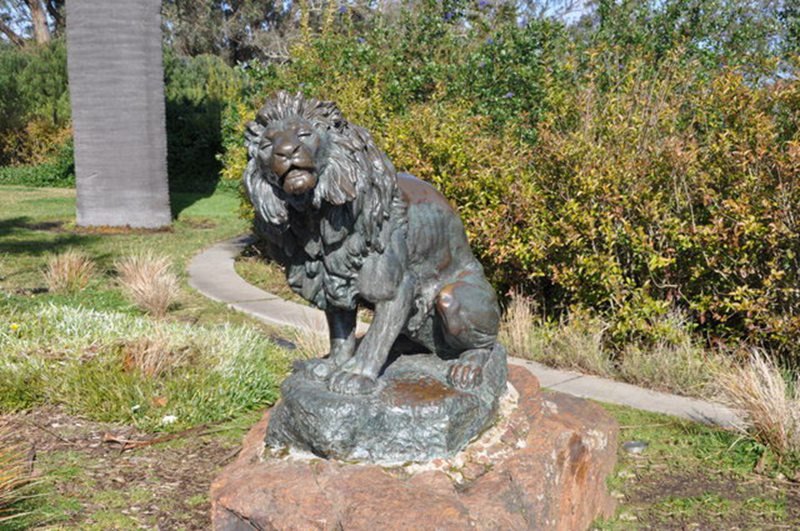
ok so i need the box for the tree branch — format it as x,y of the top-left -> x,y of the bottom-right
45,0 -> 63,33
0,17 -> 25,46
23,0 -> 51,44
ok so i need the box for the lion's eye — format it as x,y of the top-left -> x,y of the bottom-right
297,131 -> 312,138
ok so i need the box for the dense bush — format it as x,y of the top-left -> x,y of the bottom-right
0,140 -> 73,187
220,1 -> 800,360
0,40 -> 70,168
163,52 -> 246,191
524,53 -> 800,353
0,43 -> 244,191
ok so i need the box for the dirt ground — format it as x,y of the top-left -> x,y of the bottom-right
2,406 -> 247,529
613,455 -> 800,529
4,405 -> 800,529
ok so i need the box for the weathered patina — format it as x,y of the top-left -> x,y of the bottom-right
243,91 -> 506,461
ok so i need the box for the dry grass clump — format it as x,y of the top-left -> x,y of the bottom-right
289,325 -> 329,360
499,289 -> 538,358
116,252 -> 180,317
499,291 -> 613,377
542,313 -> 613,377
618,311 -> 728,397
43,249 -> 96,294
0,424 -> 31,524
119,329 -> 194,378
619,341 -> 727,398
716,350 -> 800,459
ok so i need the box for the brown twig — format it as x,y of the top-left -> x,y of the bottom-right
101,424 -> 224,453
216,446 -> 242,466
18,419 -> 74,445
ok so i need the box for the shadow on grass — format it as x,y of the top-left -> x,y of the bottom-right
0,216 -> 99,256
170,191 -> 213,219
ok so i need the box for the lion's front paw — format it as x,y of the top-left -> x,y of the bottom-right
448,361 -> 483,390
302,358 -> 336,381
328,370 -> 378,395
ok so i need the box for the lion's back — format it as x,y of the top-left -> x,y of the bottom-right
397,173 -> 479,278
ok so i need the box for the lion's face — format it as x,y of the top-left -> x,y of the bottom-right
245,92 -> 395,235
256,116 -> 329,196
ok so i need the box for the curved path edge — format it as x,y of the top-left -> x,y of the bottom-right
188,235 -> 741,428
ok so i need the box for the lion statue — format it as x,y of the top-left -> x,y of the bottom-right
243,91 -> 501,396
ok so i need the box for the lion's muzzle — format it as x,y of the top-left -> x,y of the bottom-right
271,130 -> 318,195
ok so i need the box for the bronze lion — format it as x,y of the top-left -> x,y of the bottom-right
244,92 -> 500,396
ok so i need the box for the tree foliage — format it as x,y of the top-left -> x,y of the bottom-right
218,0 -> 800,359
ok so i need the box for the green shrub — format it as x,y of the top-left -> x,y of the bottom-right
0,44 -> 245,191
0,141 -> 74,187
521,51 -> 800,354
218,1 -> 800,361
0,40 -> 70,167
164,52 -> 246,192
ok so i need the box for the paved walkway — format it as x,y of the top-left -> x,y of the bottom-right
188,235 -> 741,428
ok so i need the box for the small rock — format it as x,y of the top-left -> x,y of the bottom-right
460,461 -> 486,481
622,441 -> 648,454
270,335 -> 297,350
619,512 -> 638,522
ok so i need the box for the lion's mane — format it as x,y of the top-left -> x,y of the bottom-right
243,92 -> 402,310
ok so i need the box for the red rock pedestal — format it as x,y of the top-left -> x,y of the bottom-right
210,367 -> 619,530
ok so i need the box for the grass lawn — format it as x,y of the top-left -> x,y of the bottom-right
596,403 -> 799,528
1,185 -> 798,529
0,185 -> 299,527
1,186 -> 253,325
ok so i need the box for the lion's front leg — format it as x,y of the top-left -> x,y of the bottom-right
304,308 -> 357,381
328,276 -> 414,395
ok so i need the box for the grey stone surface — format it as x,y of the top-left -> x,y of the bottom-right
265,343 -> 508,463
509,358 -> 741,427
187,236 -> 743,428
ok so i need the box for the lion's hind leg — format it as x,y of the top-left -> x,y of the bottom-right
435,276 -> 500,351
435,275 -> 500,390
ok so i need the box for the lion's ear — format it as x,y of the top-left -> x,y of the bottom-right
245,121 -> 264,157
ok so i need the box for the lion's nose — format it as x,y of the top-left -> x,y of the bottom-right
273,134 -> 299,160
270,133 -> 300,177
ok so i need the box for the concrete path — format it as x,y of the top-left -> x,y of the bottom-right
188,235 -> 741,428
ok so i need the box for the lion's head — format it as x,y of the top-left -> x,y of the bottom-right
243,92 -> 402,309
244,91 -> 396,230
